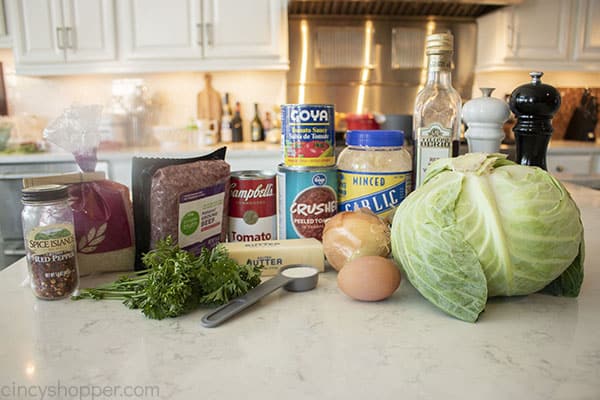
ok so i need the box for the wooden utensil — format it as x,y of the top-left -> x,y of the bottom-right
196,73 -> 222,122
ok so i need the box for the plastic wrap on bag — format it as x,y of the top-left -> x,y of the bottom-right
43,105 -> 103,172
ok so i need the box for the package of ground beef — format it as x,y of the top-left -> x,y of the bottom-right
132,147 -> 230,269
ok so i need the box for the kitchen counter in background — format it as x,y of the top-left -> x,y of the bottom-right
1,139 -> 599,188
546,140 -> 600,189
0,142 -> 283,189
0,183 -> 598,400
548,139 -> 600,152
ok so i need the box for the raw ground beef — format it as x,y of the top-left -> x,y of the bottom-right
150,159 -> 230,249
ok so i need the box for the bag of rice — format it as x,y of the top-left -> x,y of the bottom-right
41,105 -> 135,275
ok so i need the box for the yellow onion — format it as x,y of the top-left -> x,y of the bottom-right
322,208 -> 391,271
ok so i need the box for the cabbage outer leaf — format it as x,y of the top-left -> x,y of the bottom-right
476,165 -> 583,296
391,170 -> 488,323
540,222 -> 585,296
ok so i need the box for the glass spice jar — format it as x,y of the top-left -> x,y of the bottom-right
22,184 -> 79,300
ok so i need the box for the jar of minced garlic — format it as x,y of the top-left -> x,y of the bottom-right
337,130 -> 412,223
21,184 -> 79,300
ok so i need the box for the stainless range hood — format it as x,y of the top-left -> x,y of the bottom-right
286,16 -> 477,118
288,0 -> 523,18
286,0 -> 522,119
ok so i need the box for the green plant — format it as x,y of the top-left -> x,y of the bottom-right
72,237 -> 262,319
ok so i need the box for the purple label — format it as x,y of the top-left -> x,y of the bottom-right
180,182 -> 226,203
182,235 -> 221,254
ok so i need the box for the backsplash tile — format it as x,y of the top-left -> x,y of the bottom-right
554,87 -> 600,141
0,49 -> 287,142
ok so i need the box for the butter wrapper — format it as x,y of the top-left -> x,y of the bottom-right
222,238 -> 324,276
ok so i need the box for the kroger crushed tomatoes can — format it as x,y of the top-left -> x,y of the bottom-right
277,164 -> 337,241
228,171 -> 277,242
281,104 -> 335,167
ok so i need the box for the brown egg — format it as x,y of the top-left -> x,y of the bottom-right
337,256 -> 401,301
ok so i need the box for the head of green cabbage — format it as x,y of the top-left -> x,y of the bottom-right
391,153 -> 584,322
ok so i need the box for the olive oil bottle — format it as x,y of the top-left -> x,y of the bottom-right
413,32 -> 462,188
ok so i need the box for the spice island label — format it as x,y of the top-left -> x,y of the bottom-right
26,223 -> 76,258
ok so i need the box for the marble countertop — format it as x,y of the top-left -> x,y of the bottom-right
1,184 -> 599,400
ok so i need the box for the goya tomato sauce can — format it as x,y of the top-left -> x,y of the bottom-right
281,104 -> 335,167
229,171 -> 277,242
277,164 -> 337,241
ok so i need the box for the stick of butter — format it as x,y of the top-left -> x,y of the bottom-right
222,238 -> 324,276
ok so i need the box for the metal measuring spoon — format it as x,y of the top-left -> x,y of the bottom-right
200,264 -> 319,328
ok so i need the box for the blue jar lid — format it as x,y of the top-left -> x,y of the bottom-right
346,130 -> 404,147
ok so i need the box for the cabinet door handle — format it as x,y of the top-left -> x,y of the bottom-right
206,22 -> 213,46
196,23 -> 203,45
64,27 -> 73,49
56,27 -> 65,50
556,165 -> 565,173
506,25 -> 513,50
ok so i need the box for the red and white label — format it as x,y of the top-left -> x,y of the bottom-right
228,176 -> 277,242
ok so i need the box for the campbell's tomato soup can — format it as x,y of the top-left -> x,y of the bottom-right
277,164 -> 337,241
229,171 -> 277,242
281,104 -> 335,167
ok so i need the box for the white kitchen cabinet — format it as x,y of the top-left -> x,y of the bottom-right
546,144 -> 600,190
8,0 -> 116,66
202,0 -> 282,59
119,0 -> 286,67
573,0 -> 600,61
476,0 -> 600,71
61,0 -> 116,62
547,154 -> 593,175
7,0 -> 288,74
506,0 -> 572,61
117,0 -> 203,60
9,0 -> 63,63
0,0 -> 12,48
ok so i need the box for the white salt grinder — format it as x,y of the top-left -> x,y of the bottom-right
463,87 -> 511,153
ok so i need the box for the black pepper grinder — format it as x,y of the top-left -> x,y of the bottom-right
509,72 -> 561,170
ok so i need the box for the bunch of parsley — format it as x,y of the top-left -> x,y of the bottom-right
72,237 -> 261,320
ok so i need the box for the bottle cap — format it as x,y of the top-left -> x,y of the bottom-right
22,184 -> 69,203
426,32 -> 454,55
346,130 -> 404,147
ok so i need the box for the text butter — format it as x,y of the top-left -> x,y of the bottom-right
221,238 -> 324,277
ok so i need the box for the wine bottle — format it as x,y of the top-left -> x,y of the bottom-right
413,32 -> 462,188
266,106 -> 282,144
231,101 -> 243,142
220,93 -> 233,143
250,103 -> 265,142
